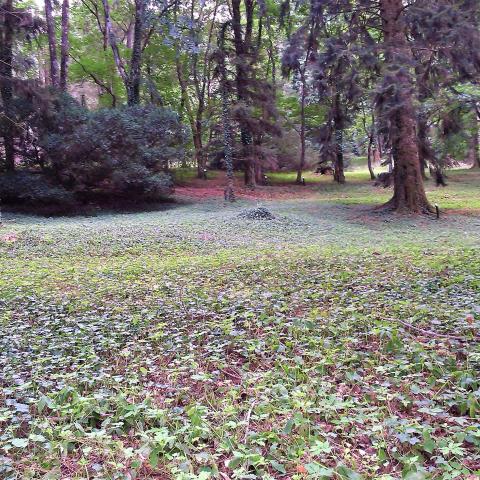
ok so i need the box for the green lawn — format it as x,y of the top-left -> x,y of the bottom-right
1,171 -> 479,479
172,167 -> 221,184
267,168 -> 480,211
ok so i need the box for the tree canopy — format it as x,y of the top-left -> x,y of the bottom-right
1,0 -> 479,212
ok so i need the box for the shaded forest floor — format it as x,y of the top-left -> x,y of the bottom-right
174,169 -> 480,212
1,170 -> 480,479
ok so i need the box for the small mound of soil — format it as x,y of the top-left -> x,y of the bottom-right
238,207 -> 275,220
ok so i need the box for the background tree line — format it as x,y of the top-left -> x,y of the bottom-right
0,0 -> 479,213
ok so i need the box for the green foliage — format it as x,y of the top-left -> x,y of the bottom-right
47,107 -> 183,199
1,174 -> 480,478
0,171 -> 75,207
40,101 -> 185,201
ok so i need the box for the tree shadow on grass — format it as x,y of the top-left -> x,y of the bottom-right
1,197 -> 181,218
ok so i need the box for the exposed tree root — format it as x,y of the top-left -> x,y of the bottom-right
378,196 -> 435,215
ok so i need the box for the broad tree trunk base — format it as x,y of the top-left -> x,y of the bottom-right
379,195 -> 435,214
333,172 -> 346,184
224,186 -> 235,202
244,163 -> 256,190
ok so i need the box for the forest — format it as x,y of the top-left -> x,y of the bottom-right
1,0 -> 480,479
0,0 -> 479,212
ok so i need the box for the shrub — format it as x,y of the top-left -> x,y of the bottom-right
0,171 -> 75,207
12,91 -> 186,205
41,104 -> 185,201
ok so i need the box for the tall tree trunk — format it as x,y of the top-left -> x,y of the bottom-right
332,93 -> 345,184
362,110 -> 376,180
296,68 -> 307,184
128,0 -> 144,105
471,104 -> 480,168
195,109 -> 205,175
219,23 -> 235,201
0,0 -> 15,171
193,129 -> 204,178
367,132 -> 376,180
45,0 -> 60,87
60,0 -> 70,91
417,114 -> 430,179
175,56 -> 204,176
413,33 -> 434,181
102,0 -> 130,102
232,0 -> 256,188
255,163 -> 264,184
380,0 -> 432,213
243,161 -> 255,188
333,127 -> 345,184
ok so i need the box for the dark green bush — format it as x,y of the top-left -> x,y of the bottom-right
40,104 -> 185,201
0,171 -> 75,206
8,91 -> 186,207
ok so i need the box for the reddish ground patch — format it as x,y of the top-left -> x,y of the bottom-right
0,232 -> 18,243
175,173 -> 318,201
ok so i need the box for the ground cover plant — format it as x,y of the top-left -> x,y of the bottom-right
2,0 -> 480,477
1,171 -> 479,480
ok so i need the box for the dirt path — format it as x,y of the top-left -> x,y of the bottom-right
174,171 -> 319,201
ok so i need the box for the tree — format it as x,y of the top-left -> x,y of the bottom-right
60,0 -> 70,91
101,0 -> 136,104
379,0 -> 431,212
1,0 -> 41,171
42,0 -> 70,90
0,0 -> 15,170
99,0 -> 175,106
282,20 -> 317,184
284,4 -> 365,185
472,103 -> 480,168
172,0 -> 220,178
359,104 -> 377,181
217,22 -> 235,202
231,0 -> 256,187
287,0 -> 480,212
44,0 -> 59,87
228,0 -> 280,188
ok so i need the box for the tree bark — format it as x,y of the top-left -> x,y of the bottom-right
193,129 -> 204,178
0,0 -> 15,171
178,0 -> 218,178
128,0 -> 144,105
102,0 -> 130,103
232,0 -> 256,188
219,23 -> 235,201
332,94 -> 345,184
60,0 -> 70,91
175,55 -> 204,176
362,109 -> 376,180
296,87 -> 306,184
380,0 -> 432,213
471,104 -> 480,168
45,0 -> 60,87
255,163 -> 264,184
413,32 -> 435,181
367,132 -> 376,180
417,113 -> 430,179
296,58 -> 308,184
333,127 -> 345,184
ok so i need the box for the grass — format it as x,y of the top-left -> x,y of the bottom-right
267,168 -> 480,211
1,170 -> 479,479
172,168 -> 220,185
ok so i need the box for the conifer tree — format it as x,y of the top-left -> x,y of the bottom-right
285,0 -> 480,213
